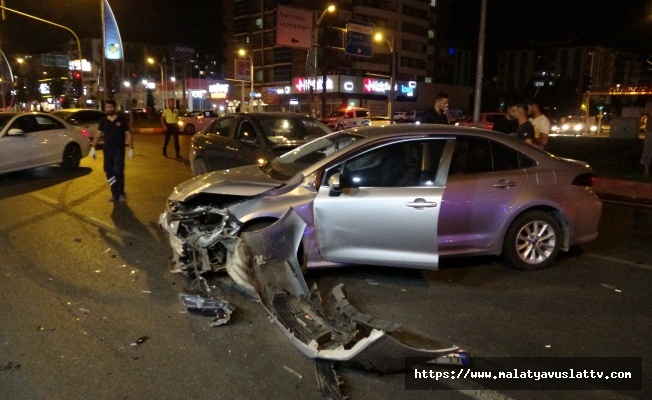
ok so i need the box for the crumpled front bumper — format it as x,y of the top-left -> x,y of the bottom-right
159,205 -> 242,275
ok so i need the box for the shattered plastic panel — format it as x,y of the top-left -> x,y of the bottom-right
230,208 -> 468,374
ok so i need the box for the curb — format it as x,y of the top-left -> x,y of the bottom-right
594,178 -> 652,204
132,127 -> 164,135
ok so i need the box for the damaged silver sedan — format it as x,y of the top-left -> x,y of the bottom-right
159,124 -> 602,274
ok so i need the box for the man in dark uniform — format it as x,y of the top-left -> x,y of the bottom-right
418,92 -> 451,124
513,102 -> 534,145
90,99 -> 134,202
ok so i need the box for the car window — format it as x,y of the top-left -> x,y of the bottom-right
35,115 -> 64,131
208,117 -> 234,137
235,120 -> 256,141
339,139 -> 446,187
355,110 -> 369,118
76,110 -> 104,123
449,137 -> 532,175
9,116 -> 38,133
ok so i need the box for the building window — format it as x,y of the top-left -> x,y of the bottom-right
428,30 -> 435,39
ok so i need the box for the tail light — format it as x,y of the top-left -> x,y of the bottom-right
81,129 -> 89,138
572,172 -> 594,187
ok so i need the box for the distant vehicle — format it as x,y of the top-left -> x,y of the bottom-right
51,108 -> 105,142
448,109 -> 467,123
550,116 -> 598,135
393,110 -> 416,122
369,116 -> 392,126
130,108 -> 148,119
323,107 -> 370,131
456,113 -> 507,130
190,112 -> 333,175
178,109 -> 221,134
0,112 -> 91,174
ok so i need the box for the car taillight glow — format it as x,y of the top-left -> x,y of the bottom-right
81,129 -> 89,138
572,173 -> 594,187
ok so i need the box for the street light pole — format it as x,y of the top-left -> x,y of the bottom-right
375,33 -> 396,124
313,5 -> 335,119
238,49 -> 254,112
147,57 -> 164,109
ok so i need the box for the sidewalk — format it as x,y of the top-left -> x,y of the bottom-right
594,178 -> 652,204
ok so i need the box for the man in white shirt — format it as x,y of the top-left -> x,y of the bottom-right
527,100 -> 550,149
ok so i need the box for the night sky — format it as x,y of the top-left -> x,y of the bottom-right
452,0 -> 652,59
0,0 -> 221,55
1,1 -> 651,61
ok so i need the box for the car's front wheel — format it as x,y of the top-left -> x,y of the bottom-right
503,211 -> 561,271
61,144 -> 82,170
193,157 -> 208,175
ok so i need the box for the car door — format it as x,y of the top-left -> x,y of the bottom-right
199,116 -> 235,171
222,118 -> 265,168
33,115 -> 70,165
313,138 -> 448,269
0,115 -> 42,171
437,136 -> 532,253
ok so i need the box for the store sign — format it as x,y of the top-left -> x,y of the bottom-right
293,77 -> 334,93
191,90 -> 206,98
363,78 -> 391,93
39,83 -> 51,95
399,81 -> 417,97
209,83 -> 229,94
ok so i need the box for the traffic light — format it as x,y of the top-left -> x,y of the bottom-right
72,71 -> 82,95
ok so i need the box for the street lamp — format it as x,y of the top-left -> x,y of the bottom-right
147,57 -> 165,109
312,5 -> 335,119
238,49 -> 254,112
374,33 -> 396,124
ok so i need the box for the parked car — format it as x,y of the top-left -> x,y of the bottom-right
456,112 -> 507,130
160,124 -> 602,275
393,110 -> 416,122
130,108 -> 148,120
0,112 -> 91,174
51,108 -> 105,141
189,112 -> 333,175
178,109 -> 222,134
323,107 -> 370,130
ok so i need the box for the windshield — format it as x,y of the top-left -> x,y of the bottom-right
327,110 -> 346,118
264,131 -> 364,180
259,116 -> 332,143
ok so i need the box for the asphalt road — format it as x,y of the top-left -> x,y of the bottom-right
0,133 -> 650,400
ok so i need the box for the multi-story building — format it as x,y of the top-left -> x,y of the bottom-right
222,0 -> 472,117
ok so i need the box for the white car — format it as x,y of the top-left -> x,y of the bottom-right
178,109 -> 221,134
0,112 -> 91,174
50,108 -> 106,141
322,107 -> 370,131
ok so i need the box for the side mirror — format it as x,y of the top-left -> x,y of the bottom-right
240,132 -> 257,146
328,173 -> 342,197
7,128 -> 25,136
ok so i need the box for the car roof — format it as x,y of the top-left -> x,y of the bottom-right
232,112 -> 318,120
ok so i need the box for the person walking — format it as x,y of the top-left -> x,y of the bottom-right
641,98 -> 652,177
90,99 -> 134,203
418,92 -> 451,124
161,97 -> 181,158
528,99 -> 550,149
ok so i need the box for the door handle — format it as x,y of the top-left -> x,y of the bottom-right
493,179 -> 516,188
406,198 -> 437,210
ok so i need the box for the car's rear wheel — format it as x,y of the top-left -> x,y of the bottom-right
184,124 -> 195,134
503,211 -> 561,271
193,157 -> 208,175
61,144 -> 82,170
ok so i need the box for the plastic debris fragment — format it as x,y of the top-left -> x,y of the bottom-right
283,365 -> 303,379
179,292 -> 235,327
130,336 -> 149,346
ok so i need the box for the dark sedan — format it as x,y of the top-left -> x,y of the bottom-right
189,112 -> 332,174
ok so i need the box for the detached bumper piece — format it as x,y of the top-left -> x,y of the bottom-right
315,360 -> 345,400
231,209 -> 469,374
179,292 -> 234,327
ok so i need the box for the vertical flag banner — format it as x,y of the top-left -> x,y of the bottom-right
103,0 -> 123,60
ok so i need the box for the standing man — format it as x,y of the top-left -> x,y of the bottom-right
513,102 -> 534,145
528,99 -> 550,149
161,97 -> 181,158
492,102 -> 518,134
90,99 -> 134,202
419,92 -> 451,124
